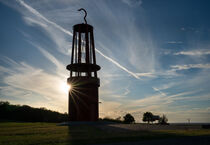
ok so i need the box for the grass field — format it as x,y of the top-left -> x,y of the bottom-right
0,122 -> 210,145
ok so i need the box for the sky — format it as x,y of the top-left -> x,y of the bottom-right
0,0 -> 210,123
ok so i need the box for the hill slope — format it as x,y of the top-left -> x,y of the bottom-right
0,101 -> 68,122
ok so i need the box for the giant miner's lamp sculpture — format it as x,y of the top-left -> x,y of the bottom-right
66,8 -> 100,121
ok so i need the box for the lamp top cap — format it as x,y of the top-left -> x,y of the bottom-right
75,8 -> 94,32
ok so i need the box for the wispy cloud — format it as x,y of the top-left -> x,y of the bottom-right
116,89 -> 210,122
2,0 -> 210,122
35,44 -> 66,78
23,17 -> 47,28
153,82 -> 177,91
174,49 -> 210,56
18,0 -> 73,36
122,0 -> 142,7
18,0 -> 141,80
95,49 -> 140,79
122,90 -> 203,113
99,99 -> 124,118
180,27 -> 185,31
0,55 -> 68,112
152,87 -> 167,96
123,88 -> 130,96
21,7 -> 71,55
166,41 -> 183,44
136,72 -> 155,78
170,64 -> 210,71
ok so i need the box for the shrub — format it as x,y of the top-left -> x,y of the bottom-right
123,113 -> 135,124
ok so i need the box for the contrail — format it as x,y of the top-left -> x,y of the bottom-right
17,0 -> 140,80
152,87 -> 166,96
18,0 -> 73,36
95,49 -> 139,79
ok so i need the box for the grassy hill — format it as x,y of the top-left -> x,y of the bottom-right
0,101 -> 68,122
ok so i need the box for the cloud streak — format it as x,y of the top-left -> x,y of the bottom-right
95,49 -> 140,79
152,87 -> 166,96
1,0 -> 210,122
122,0 -> 142,7
0,55 -> 68,112
171,64 -> 210,71
18,0 -> 73,36
174,49 -> 210,56
166,41 -> 183,44
17,0 -> 141,80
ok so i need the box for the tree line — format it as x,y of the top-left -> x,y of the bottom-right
0,101 -> 68,122
102,112 -> 168,124
143,112 -> 168,125
0,101 -> 168,124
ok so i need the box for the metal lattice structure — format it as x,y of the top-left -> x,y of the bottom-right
66,8 -> 100,121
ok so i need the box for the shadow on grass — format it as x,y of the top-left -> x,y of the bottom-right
66,123 -> 210,145
0,122 -> 210,145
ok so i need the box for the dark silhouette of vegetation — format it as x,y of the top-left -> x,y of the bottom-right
143,112 -> 160,124
143,112 -> 154,124
152,115 -> 160,123
0,101 -> 68,122
143,112 -> 169,125
100,117 -> 123,123
123,113 -> 135,124
158,114 -> 169,125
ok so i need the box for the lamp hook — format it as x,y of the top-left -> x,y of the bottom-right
78,8 -> 87,24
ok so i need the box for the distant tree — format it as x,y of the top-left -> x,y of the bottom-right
0,101 -> 9,105
0,101 -> 68,122
115,116 -> 121,121
187,118 -> 191,124
158,114 -> 169,125
151,115 -> 160,123
142,112 -> 153,124
123,113 -> 135,124
102,117 -> 123,123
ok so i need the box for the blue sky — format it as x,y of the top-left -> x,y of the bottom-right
0,0 -> 210,123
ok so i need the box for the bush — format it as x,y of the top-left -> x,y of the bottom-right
123,113 -> 135,124
142,112 -> 153,124
101,117 -> 123,123
158,114 -> 169,125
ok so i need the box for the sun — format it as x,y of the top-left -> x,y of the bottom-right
60,82 -> 71,93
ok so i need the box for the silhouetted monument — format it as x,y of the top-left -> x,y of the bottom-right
66,8 -> 100,121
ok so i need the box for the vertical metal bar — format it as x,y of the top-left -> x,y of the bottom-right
75,32 -> 78,76
70,29 -> 76,77
89,32 -> 92,64
85,25 -> 90,77
89,32 -> 92,77
70,71 -> 72,77
75,32 -> 78,63
91,31 -> 96,64
78,32 -> 81,64
90,30 -> 97,77
78,29 -> 81,76
85,26 -> 90,64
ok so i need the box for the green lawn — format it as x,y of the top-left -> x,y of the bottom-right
0,122 -> 210,145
